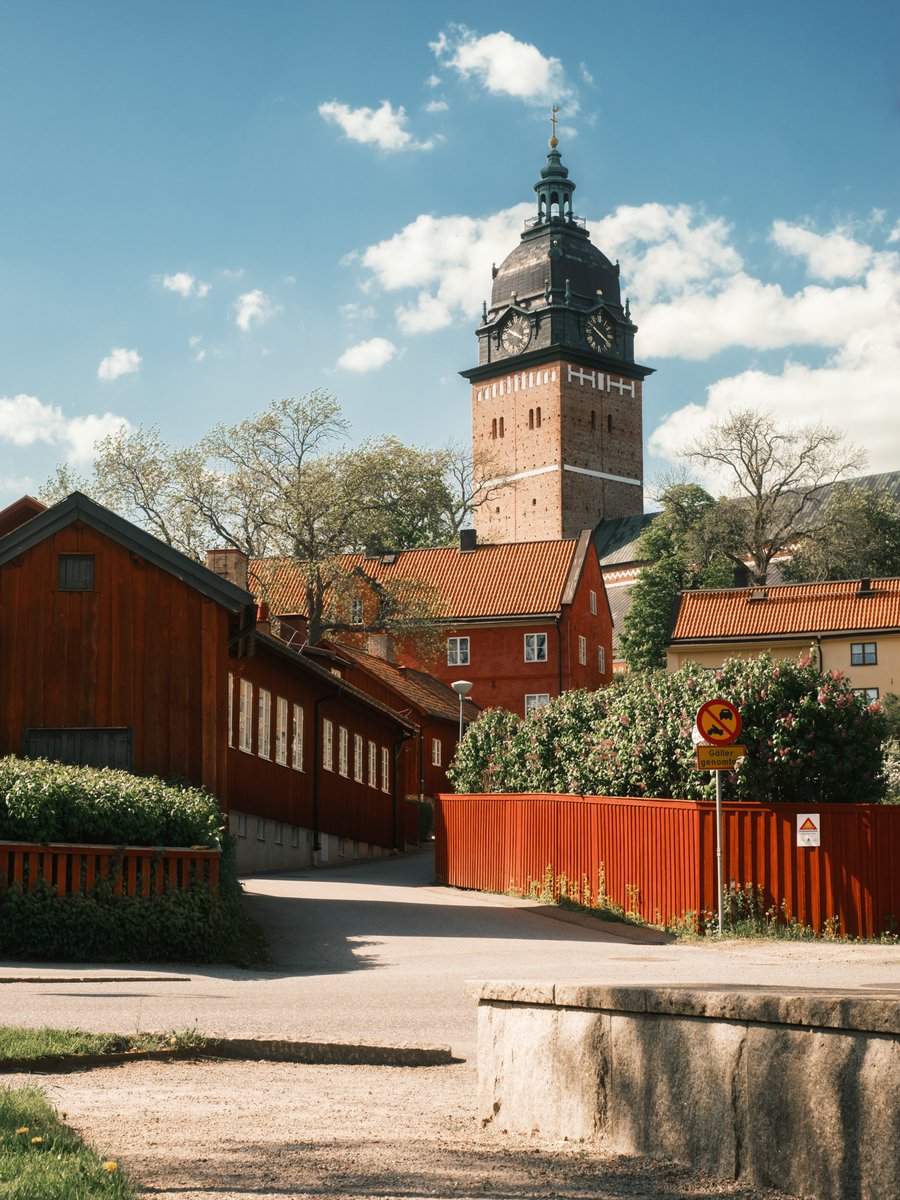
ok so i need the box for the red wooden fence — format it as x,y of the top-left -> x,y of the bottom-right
435,794 -> 900,939
0,842 -> 220,897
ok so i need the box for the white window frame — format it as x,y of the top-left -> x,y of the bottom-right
274,821 -> 283,846
852,686 -> 880,703
598,645 -> 606,674
354,733 -> 364,782
524,632 -> 548,662
447,636 -> 470,666
381,746 -> 390,793
239,679 -> 253,753
350,597 -> 364,625
368,740 -> 378,788
275,696 -> 288,765
236,811 -> 247,838
256,817 -> 265,842
432,737 -> 442,767
292,703 -> 304,771
227,672 -> 234,747
257,688 -> 272,759
525,693 -> 551,715
589,589 -> 597,616
578,635 -> 587,665
322,718 -> 334,772
339,726 -> 349,777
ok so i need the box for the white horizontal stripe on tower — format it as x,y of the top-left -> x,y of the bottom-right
563,464 -> 641,486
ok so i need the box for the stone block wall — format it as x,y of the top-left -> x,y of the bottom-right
476,982 -> 899,1200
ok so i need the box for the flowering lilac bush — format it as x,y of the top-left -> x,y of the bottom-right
448,655 -> 886,804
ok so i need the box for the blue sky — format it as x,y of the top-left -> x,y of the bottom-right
1,1 -> 899,507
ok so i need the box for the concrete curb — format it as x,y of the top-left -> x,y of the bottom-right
0,1037 -> 456,1074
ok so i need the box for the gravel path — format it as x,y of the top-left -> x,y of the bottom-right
10,1057 -> 801,1200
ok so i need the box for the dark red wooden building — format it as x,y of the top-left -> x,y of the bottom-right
0,493 -> 418,870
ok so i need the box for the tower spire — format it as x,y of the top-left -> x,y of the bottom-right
534,108 -> 575,224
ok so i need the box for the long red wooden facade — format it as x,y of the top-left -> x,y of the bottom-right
435,793 -> 900,938
0,841 -> 220,897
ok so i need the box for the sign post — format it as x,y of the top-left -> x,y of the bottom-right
694,699 -> 743,936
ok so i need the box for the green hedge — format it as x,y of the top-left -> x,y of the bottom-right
0,757 -> 222,848
448,655 -> 887,805
0,760 -> 267,965
0,837 -> 267,966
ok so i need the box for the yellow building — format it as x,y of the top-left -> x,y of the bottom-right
666,578 -> 900,703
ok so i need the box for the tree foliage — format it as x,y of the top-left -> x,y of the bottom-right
685,408 -> 867,584
620,483 -> 733,672
448,655 -> 887,805
40,391 -> 483,645
781,483 -> 900,583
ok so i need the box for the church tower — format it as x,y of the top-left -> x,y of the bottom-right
462,123 -> 652,543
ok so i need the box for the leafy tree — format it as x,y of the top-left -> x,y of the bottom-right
41,391 -> 474,646
620,483 -> 733,672
685,408 -> 867,584
782,483 -> 900,582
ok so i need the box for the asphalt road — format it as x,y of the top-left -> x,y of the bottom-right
2,846 -> 898,1060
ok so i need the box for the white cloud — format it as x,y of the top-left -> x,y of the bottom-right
425,74 -> 442,88
424,99 -> 448,114
358,203 -> 532,332
0,393 -> 131,463
318,99 -> 434,152
888,220 -> 900,244
336,337 -> 398,373
770,221 -> 872,281
638,218 -> 900,477
234,289 -> 282,332
338,302 -> 376,320
97,347 -> 142,382
431,25 -> 575,109
161,271 -> 211,298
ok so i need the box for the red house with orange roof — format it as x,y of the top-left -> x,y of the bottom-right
256,529 -> 612,717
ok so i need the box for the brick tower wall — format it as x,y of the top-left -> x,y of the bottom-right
472,360 -> 644,543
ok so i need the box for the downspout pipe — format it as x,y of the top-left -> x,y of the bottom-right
556,616 -> 563,697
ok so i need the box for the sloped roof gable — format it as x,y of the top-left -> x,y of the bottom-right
255,539 -> 584,621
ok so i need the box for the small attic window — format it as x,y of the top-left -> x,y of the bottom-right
57,554 -> 95,591
747,587 -> 768,603
380,553 -> 398,565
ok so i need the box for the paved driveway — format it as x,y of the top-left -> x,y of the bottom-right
2,847 -> 897,1059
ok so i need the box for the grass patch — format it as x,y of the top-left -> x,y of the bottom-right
0,1026 -> 210,1066
0,1085 -> 134,1198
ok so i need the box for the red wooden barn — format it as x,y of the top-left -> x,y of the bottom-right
0,493 -> 419,870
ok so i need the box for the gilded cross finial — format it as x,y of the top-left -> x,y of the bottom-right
549,105 -> 559,148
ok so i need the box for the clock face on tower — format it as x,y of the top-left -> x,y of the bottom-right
500,312 -> 531,355
586,311 -> 615,354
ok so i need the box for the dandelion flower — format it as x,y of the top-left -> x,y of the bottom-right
31,1136 -> 43,1144
15,1126 -> 28,1135
101,1161 -> 118,1172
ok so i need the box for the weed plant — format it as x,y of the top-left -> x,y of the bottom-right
0,1086 -> 135,1199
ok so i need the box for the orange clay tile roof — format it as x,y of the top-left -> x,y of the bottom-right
670,578 -> 900,643
324,642 -> 479,723
252,540 -> 581,621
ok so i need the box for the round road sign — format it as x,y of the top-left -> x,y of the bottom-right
696,699 -> 742,745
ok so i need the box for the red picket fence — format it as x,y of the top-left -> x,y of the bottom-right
435,794 -> 900,939
0,841 -> 220,897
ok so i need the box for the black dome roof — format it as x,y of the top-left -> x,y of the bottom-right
490,227 -> 622,314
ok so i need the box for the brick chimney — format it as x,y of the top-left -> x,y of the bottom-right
367,633 -> 397,663
205,548 -> 249,591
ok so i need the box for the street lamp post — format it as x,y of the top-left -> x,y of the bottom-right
451,680 -> 473,745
